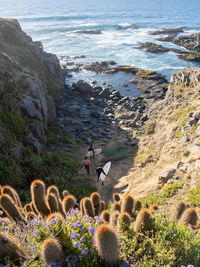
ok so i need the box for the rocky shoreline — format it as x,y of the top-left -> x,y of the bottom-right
55,59 -> 168,144
135,28 -> 200,64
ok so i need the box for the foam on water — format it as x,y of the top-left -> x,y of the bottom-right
0,0 -> 199,84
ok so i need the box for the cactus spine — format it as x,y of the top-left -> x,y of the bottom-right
41,237 -> 64,266
0,194 -> 25,223
62,195 -> 76,214
62,190 -> 69,198
23,203 -> 33,213
117,212 -> 131,231
94,224 -> 119,266
83,197 -> 94,217
2,185 -> 22,208
26,212 -> 36,221
174,201 -> 187,220
47,193 -> 59,213
0,232 -> 27,265
134,209 -> 151,233
80,197 -> 86,215
46,212 -> 64,224
31,180 -> 50,217
134,199 -> 142,212
101,210 -> 110,223
47,185 -> 63,212
110,211 -> 120,228
121,194 -> 134,215
90,192 -> 101,216
113,193 -> 120,202
113,202 -> 121,213
180,208 -> 198,226
100,200 -> 105,214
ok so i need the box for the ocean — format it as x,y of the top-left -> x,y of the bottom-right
0,0 -> 200,95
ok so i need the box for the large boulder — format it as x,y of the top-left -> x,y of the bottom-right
75,80 -> 93,94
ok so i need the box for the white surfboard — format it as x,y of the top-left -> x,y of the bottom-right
87,148 -> 102,157
99,161 -> 111,182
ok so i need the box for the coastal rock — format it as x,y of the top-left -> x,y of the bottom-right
178,54 -> 200,63
174,33 -> 200,52
75,30 -> 101,34
156,34 -> 177,42
150,27 -> 184,36
136,42 -> 170,54
74,80 -> 93,94
20,97 -> 43,121
159,169 -> 176,183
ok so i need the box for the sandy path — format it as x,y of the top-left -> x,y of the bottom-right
74,143 -> 134,203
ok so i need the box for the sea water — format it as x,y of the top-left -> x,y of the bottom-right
0,0 -> 200,89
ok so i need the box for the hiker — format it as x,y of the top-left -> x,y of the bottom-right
96,164 -> 106,185
81,157 -> 91,175
88,144 -> 95,159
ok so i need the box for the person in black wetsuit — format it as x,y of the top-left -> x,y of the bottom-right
88,144 -> 95,159
96,164 -> 106,185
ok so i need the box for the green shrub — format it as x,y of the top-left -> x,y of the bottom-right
187,185 -> 200,206
142,183 -> 183,206
103,144 -> 137,161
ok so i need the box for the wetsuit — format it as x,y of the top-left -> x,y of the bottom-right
88,145 -> 95,159
96,167 -> 106,183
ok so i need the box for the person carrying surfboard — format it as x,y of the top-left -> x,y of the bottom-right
88,144 -> 95,159
81,156 -> 91,175
96,164 -> 106,185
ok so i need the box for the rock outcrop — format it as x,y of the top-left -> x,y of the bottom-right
0,18 -> 65,154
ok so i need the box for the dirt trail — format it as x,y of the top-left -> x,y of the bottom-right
73,143 -> 134,203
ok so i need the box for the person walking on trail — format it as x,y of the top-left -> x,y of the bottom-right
88,144 -> 95,159
96,164 -> 106,185
81,157 -> 91,175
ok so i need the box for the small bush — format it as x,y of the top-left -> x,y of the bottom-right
142,183 -> 183,206
103,144 -> 137,161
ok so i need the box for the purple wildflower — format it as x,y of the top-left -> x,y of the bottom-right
49,218 -> 58,225
88,226 -> 95,235
122,262 -> 131,267
161,221 -> 165,225
74,221 -> 82,228
1,226 -> 8,231
70,231 -> 79,240
49,263 -> 57,267
69,223 -> 74,229
80,247 -> 88,257
80,236 -> 85,243
171,230 -> 174,233
73,241 -> 81,249
33,229 -> 39,237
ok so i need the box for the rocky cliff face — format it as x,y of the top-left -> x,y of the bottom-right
0,18 -> 65,154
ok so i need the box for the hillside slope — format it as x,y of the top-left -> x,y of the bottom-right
113,68 -> 200,213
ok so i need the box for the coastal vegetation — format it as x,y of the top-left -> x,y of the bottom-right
0,182 -> 200,266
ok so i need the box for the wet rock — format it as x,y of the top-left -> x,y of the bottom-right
174,33 -> 200,52
84,61 -> 110,73
75,30 -> 101,34
150,27 -> 184,36
156,34 -> 177,42
136,42 -> 170,54
178,53 -> 200,63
